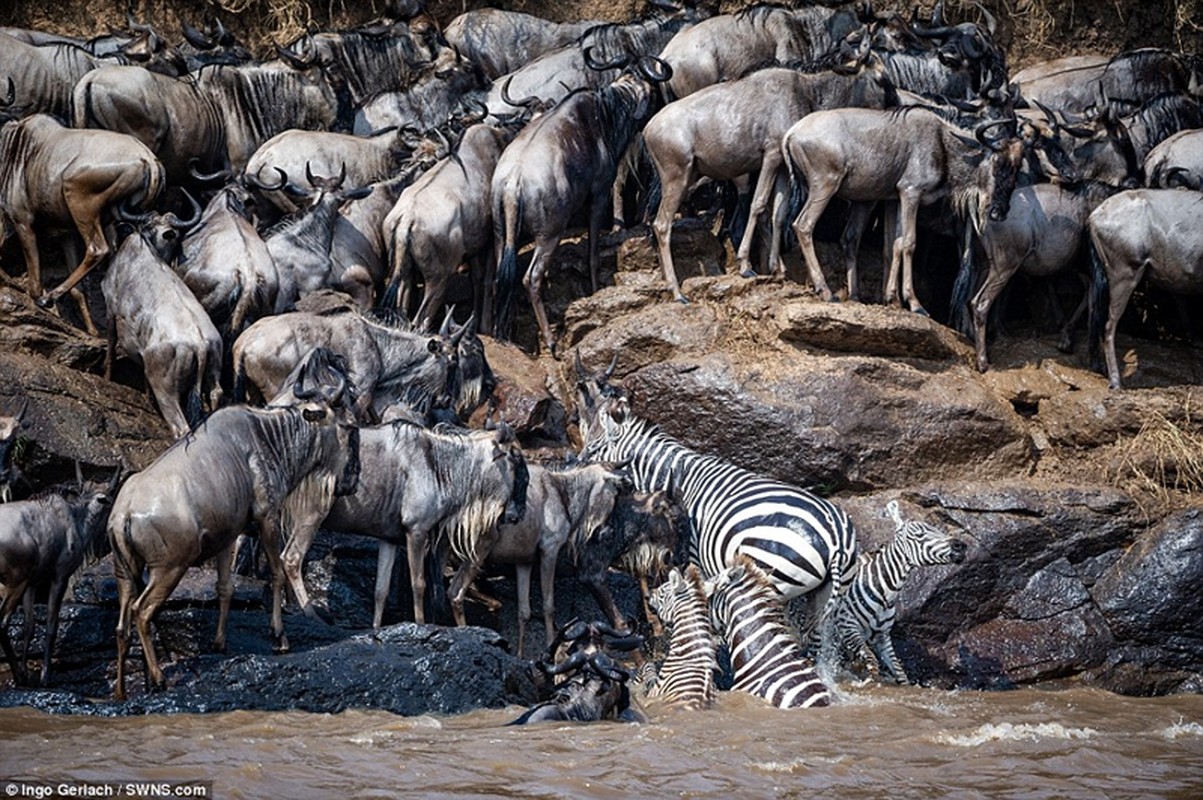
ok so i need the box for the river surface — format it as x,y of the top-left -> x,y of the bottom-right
1,685 -> 1201,799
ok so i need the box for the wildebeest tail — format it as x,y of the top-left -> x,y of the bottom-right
186,351 -> 204,431
233,346 -> 249,404
1086,232 -> 1110,373
493,190 -> 523,340
380,224 -> 410,311
948,218 -> 978,338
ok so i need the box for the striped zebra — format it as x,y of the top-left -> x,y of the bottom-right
827,500 -> 967,685
645,565 -> 719,711
576,389 -> 858,639
705,554 -> 830,709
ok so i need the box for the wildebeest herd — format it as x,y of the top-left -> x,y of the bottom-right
0,0 -> 1198,720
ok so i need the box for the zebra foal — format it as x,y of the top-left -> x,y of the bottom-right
574,372 -> 858,643
706,555 -> 830,709
828,500 -> 967,684
645,565 -> 719,711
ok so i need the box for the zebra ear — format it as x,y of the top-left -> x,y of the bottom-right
886,500 -> 904,527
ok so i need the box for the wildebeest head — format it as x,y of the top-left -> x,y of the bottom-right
289,347 -> 362,496
486,417 -> 528,524
572,351 -> 622,444
0,397 -> 29,503
953,117 -> 1025,223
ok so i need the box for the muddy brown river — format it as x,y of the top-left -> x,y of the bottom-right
2,685 -> 1201,798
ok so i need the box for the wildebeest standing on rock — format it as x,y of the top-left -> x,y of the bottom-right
443,8 -> 604,81
0,472 -> 118,687
1087,188 -> 1203,390
382,120 -> 521,331
316,418 -> 528,628
102,205 -> 222,440
0,114 -> 164,332
782,106 -> 1027,312
108,354 -> 361,699
491,55 -> 674,356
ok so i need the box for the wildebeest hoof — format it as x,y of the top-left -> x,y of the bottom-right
912,307 -> 931,318
1056,336 -> 1074,353
674,294 -> 689,305
34,293 -> 54,309
739,268 -> 757,279
273,635 -> 291,654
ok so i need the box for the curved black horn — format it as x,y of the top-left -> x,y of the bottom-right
543,650 -> 589,676
292,362 -> 317,400
1032,99 -> 1060,133
974,117 -> 1014,150
113,196 -> 152,224
187,158 -> 231,184
500,75 -> 542,109
213,18 -> 231,46
170,189 -> 203,230
583,45 -> 629,72
305,161 -> 318,187
450,313 -> 476,347
635,55 -> 673,83
244,165 -> 288,191
931,0 -> 946,26
975,2 -> 997,35
336,160 -> 347,188
182,20 -> 214,49
602,352 -> 619,381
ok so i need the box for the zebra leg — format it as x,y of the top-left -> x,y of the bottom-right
868,631 -> 910,685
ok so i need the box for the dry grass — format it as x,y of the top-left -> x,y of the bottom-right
1111,394 -> 1203,513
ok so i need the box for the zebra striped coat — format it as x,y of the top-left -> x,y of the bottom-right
646,565 -> 719,711
705,554 -> 830,709
828,500 -> 968,684
578,392 -> 858,636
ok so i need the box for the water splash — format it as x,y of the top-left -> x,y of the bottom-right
1162,718 -> 1203,739
931,721 -> 1098,746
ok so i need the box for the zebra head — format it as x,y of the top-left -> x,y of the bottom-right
648,564 -> 704,628
576,393 -> 632,463
886,500 -> 968,567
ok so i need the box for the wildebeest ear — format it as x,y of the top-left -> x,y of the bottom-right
427,338 -> 441,353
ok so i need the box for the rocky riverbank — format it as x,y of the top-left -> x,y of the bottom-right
1,222 -> 1201,713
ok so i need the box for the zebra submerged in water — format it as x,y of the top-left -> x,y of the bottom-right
705,554 -> 830,709
826,500 -> 967,685
574,363 -> 859,642
644,565 -> 719,711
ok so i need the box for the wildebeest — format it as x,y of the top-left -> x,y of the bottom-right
74,58 -> 352,181
382,121 -> 520,330
491,56 -> 673,355
444,8 -> 603,81
484,7 -> 699,118
1144,129 -> 1203,188
232,304 -> 455,422
1087,188 -> 1203,389
657,2 -> 862,99
0,474 -> 116,686
261,165 -> 374,309
350,58 -> 482,136
0,114 -> 165,331
509,618 -> 645,724
0,32 -> 122,120
174,181 -> 278,337
0,399 -> 28,503
782,106 -> 1026,311
244,127 -> 418,217
477,461 -> 630,657
956,181 -> 1122,372
108,356 -> 360,698
643,56 -> 898,302
1013,54 -> 1111,114
314,419 -> 528,628
102,210 -> 223,439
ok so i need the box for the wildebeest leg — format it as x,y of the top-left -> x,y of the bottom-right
970,242 -> 1022,372
0,582 -> 30,685
1102,259 -> 1145,390
478,249 -> 497,336
894,191 -> 927,315
736,151 -> 785,278
578,568 -> 627,634
514,563 -> 532,658
588,196 -> 608,295
789,177 -> 839,302
539,547 -> 558,655
104,313 -> 119,382
766,169 -> 793,281
840,203 -> 876,303
12,220 -> 45,308
211,541 -> 235,653
39,185 -> 112,311
257,514 -> 290,653
113,558 -> 140,700
406,532 -> 429,625
19,587 -> 34,677
373,540 -> 400,629
524,236 -> 561,358
40,576 -> 71,686
1058,280 -> 1090,352
447,527 -> 498,627
132,564 -> 189,692
880,202 -> 902,307
649,152 -> 692,304
611,140 -> 636,233
145,345 -> 192,439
